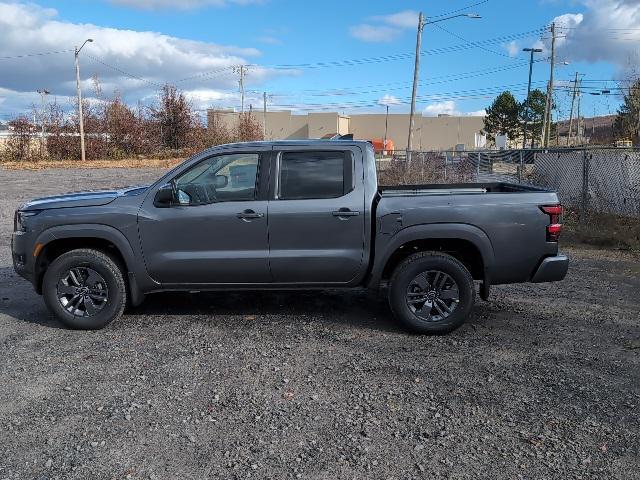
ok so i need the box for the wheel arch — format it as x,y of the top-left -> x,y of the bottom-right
33,224 -> 138,297
368,223 -> 495,288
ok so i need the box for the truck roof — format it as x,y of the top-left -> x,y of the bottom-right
210,139 -> 373,149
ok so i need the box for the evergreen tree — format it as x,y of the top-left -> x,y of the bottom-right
482,91 -> 520,143
519,89 -> 546,147
614,79 -> 640,145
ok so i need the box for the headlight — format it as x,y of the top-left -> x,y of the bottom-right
14,210 -> 39,232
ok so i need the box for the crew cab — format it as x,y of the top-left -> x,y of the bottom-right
12,140 -> 568,333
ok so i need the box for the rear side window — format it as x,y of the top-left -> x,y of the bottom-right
278,151 -> 352,200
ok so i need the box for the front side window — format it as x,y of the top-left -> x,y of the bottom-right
174,153 -> 259,206
278,151 -> 351,200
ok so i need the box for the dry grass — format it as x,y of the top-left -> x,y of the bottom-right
562,208 -> 640,251
0,157 -> 186,170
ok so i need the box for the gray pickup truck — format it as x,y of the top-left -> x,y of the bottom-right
12,140 -> 568,333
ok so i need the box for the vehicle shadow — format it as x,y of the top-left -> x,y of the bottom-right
0,266 -> 401,333
130,288 -> 402,333
0,266 -> 66,328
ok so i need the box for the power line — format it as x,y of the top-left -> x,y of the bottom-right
427,0 -> 490,19
268,83 -> 538,110
433,23 -> 514,59
84,54 -> 166,88
0,48 -> 75,60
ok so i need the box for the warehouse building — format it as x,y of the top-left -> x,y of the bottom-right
208,109 -> 487,151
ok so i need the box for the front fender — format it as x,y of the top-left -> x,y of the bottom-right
367,223 -> 495,288
36,223 -> 137,269
35,224 -> 154,304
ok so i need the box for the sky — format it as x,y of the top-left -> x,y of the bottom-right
0,0 -> 639,123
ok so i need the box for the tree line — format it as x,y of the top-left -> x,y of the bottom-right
482,79 -> 640,147
1,84 -> 263,162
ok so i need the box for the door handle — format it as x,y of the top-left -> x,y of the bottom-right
332,209 -> 360,217
237,209 -> 264,220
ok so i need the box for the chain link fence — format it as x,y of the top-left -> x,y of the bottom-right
376,148 -> 640,219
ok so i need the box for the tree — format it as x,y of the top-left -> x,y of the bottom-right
519,89 -> 547,148
152,84 -> 194,150
482,91 -> 520,144
234,111 -> 264,143
614,79 -> 640,145
6,117 -> 36,161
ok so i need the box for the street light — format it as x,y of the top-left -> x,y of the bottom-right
75,38 -> 93,161
36,89 -> 50,157
522,47 -> 543,148
406,12 -> 481,163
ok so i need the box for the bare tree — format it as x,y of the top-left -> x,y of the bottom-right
235,111 -> 264,143
5,117 -> 36,162
151,84 -> 194,151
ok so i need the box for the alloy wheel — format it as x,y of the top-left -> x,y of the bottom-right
406,270 -> 460,322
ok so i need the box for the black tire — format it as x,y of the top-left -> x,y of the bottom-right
42,248 -> 127,330
388,251 -> 475,334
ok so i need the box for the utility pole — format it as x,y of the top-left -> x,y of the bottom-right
75,38 -> 93,161
406,11 -> 480,164
37,89 -> 50,157
542,23 -> 557,147
567,72 -> 582,145
263,91 -> 267,139
522,47 -> 543,149
576,84 -> 582,144
383,104 -> 389,153
407,12 -> 424,165
234,65 -> 246,114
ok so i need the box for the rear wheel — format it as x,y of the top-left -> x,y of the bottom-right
43,248 -> 127,330
388,251 -> 475,334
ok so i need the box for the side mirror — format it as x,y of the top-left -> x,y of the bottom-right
154,183 -> 174,207
214,175 -> 228,189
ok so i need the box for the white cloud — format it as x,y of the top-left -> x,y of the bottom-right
0,2 -> 295,117
551,0 -> 640,68
108,0 -> 262,10
506,40 -> 520,57
378,94 -> 401,106
350,9 -> 418,42
258,35 -> 282,45
372,10 -> 419,29
423,100 -> 485,117
423,100 -> 459,116
349,24 -> 400,43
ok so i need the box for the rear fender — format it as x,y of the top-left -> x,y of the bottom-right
367,223 -> 495,288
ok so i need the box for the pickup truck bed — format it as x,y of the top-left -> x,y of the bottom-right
379,182 -> 548,196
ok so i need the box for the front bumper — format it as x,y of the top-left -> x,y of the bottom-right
531,254 -> 569,283
11,231 -> 35,284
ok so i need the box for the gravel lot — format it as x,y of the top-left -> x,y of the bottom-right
1,167 -> 639,479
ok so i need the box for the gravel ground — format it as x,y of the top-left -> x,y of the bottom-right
1,167 -> 639,480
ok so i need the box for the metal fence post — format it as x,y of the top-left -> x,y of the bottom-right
476,152 -> 481,180
580,148 -> 589,225
518,150 -> 523,183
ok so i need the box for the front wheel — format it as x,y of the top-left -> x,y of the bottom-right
42,248 -> 127,330
388,252 -> 475,334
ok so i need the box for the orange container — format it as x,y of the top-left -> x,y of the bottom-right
370,138 -> 394,153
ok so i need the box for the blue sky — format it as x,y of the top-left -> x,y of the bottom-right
0,0 -> 638,122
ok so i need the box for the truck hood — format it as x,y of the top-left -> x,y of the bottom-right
20,185 -> 149,211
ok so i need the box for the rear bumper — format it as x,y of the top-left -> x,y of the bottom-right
531,254 -> 569,283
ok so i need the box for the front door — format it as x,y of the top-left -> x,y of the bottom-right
268,147 -> 366,284
138,150 -> 271,285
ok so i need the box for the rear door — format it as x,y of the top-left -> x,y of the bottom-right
268,145 -> 365,284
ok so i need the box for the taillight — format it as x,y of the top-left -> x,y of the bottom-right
540,205 -> 563,242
